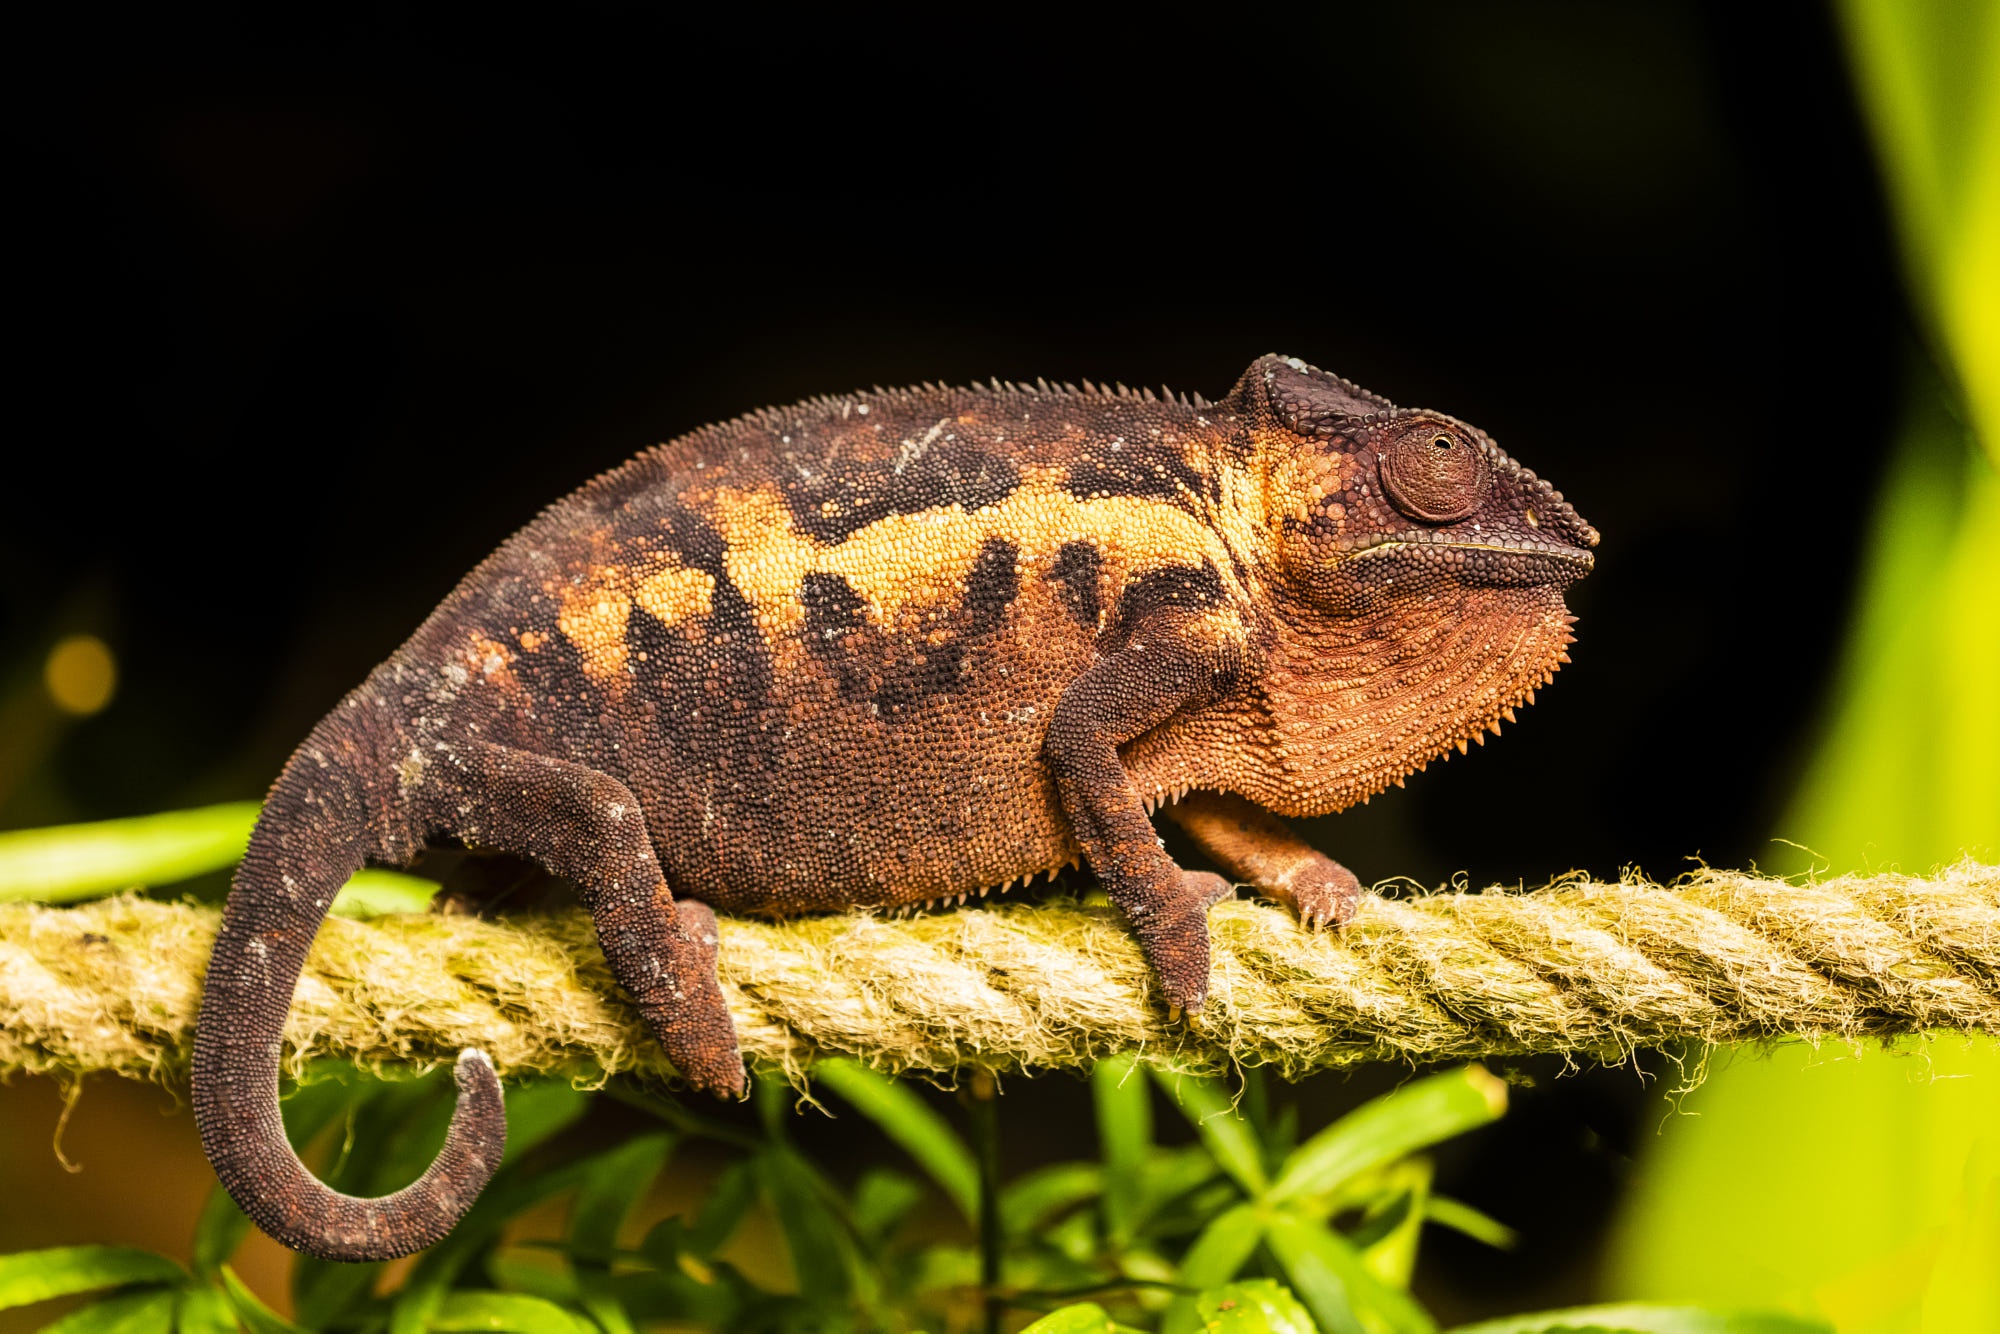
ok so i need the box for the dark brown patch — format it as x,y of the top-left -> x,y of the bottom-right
505,617 -> 615,760
1047,541 -> 1103,630
627,498 -> 776,708
1062,441 -> 1214,508
778,439 -> 1021,543
1110,559 -> 1227,639
800,571 -> 874,701
875,537 -> 1019,719
801,571 -> 867,643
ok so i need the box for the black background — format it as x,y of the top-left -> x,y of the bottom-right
1,2 -> 1908,1318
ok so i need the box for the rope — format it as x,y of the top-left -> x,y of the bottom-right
4,863 -> 1998,1086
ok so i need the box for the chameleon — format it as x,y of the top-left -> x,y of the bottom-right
192,354 -> 1596,1261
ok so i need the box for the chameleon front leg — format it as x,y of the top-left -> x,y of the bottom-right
1043,618 -> 1241,1012
416,740 -> 744,1096
1162,791 -> 1361,930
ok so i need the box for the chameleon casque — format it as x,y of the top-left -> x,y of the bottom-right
192,354 -> 1596,1261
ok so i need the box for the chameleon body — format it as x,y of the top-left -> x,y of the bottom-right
192,355 -> 1596,1260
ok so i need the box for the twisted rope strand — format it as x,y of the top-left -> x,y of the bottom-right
3,863 -> 1997,1086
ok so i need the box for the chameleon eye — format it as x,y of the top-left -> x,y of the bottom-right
1378,425 -> 1488,523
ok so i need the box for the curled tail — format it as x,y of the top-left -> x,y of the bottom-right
191,709 -> 505,1261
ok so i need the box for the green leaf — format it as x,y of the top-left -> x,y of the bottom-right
39,1288 -> 182,1333
636,1216 -> 689,1272
1002,1162 -> 1105,1239
814,1058 -> 980,1223
1094,1054 -> 1153,1245
1265,1213 -> 1435,1334
428,1290 -> 594,1332
1043,1207 -> 1103,1265
1136,1144 -> 1229,1233
389,1153 -> 604,1334
353,1070 -> 462,1196
220,1266 -> 306,1334
1199,1279 -> 1322,1334
0,805 -> 452,910
605,1084 -> 760,1151
1267,1103 -> 1301,1174
488,1247 -> 581,1302
277,1075 -> 364,1150
1151,1069 -> 1269,1196
191,1187 -> 252,1278
500,1080 -> 592,1165
1344,1189 -> 1415,1254
1178,1202 -> 1267,1289
597,1265 -> 745,1329
1350,1160 -> 1429,1290
1444,1307 -> 1832,1334
1020,1301 -> 1147,1334
754,1072 -> 792,1140
1920,1164 -> 2000,1334
851,1167 -> 924,1245
578,1280 -> 638,1334
174,1284 -> 239,1334
685,1160 -> 758,1259
568,1132 -> 675,1262
572,1136 -> 648,1334
565,1132 -> 673,1334
1423,1196 -> 1518,1251
0,1246 -> 181,1310
291,1252 -> 380,1331
755,1147 -> 854,1302
329,867 -> 442,918
1161,1202 -> 1265,1334
0,802 -> 259,903
1271,1068 -> 1506,1205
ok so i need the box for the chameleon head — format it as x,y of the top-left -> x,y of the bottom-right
1245,354 -> 1598,610
1223,354 -> 1600,811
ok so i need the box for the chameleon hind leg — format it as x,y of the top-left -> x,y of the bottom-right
1163,791 -> 1361,930
415,739 -> 744,1096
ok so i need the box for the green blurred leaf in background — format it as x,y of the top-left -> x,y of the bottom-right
1607,2 -> 2000,1329
0,803 -> 257,904
0,801 -> 439,916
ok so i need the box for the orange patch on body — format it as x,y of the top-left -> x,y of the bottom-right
557,586 -> 632,684
634,565 -> 716,624
697,471 -> 1272,649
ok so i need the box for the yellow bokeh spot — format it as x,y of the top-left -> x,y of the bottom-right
44,635 -> 117,716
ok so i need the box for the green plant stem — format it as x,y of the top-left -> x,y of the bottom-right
968,1073 -> 1004,1334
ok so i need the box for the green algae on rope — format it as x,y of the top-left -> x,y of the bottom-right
3,863 -> 1999,1086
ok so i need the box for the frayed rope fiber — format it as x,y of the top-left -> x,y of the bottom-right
5,863 -> 2000,1086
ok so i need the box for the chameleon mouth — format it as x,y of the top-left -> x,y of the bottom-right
1348,537 -> 1596,573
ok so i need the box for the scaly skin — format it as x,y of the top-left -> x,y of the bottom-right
192,354 -> 1597,1260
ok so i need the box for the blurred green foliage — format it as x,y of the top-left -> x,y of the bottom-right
0,803 -> 438,916
1607,2 -> 2000,1329
0,805 -> 259,906
0,1047 -> 1817,1334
